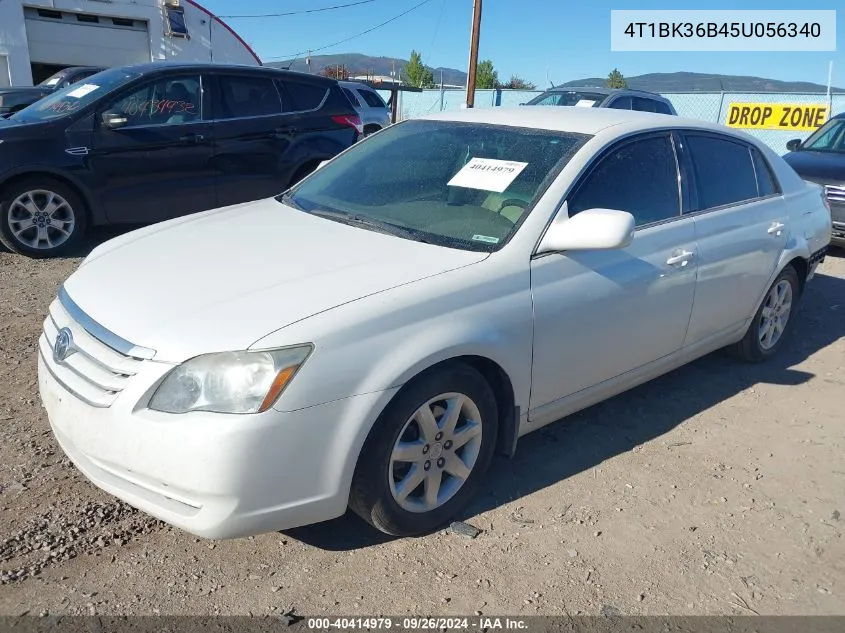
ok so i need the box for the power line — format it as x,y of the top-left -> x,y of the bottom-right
268,0 -> 437,61
219,0 -> 379,19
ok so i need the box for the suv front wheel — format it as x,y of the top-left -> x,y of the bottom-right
0,177 -> 87,258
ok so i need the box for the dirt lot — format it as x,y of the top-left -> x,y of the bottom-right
0,236 -> 843,618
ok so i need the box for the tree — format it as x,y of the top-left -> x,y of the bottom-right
322,64 -> 349,80
606,68 -> 627,89
404,50 -> 435,88
502,74 -> 536,90
476,59 -> 498,89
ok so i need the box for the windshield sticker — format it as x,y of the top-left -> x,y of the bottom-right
447,157 -> 528,193
66,84 -> 100,99
575,99 -> 596,107
472,234 -> 500,244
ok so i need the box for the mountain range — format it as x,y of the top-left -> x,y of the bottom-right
267,54 -> 843,93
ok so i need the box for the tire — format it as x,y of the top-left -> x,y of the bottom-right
350,361 -> 498,536
288,161 -> 320,187
363,125 -> 381,137
731,265 -> 800,362
0,177 -> 88,258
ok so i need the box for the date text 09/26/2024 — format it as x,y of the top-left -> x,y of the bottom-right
306,617 -> 528,630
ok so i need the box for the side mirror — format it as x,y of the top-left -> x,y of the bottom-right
101,111 -> 128,130
537,207 -> 635,254
786,138 -> 802,151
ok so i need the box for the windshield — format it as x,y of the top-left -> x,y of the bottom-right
526,91 -> 607,107
802,118 -> 845,153
38,71 -> 68,88
282,119 -> 589,252
11,68 -> 138,123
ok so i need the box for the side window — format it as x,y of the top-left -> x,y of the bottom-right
607,96 -> 632,110
568,135 -> 680,226
359,89 -> 386,108
631,97 -> 659,113
685,135 -> 759,210
652,100 -> 673,115
107,75 -> 201,127
532,93 -> 561,106
751,147 -> 781,197
216,75 -> 281,119
278,80 -> 329,112
341,87 -> 361,108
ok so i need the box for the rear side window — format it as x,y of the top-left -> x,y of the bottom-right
569,135 -> 680,226
652,100 -> 673,115
607,96 -> 632,110
751,148 -> 780,196
359,89 -> 386,108
279,80 -> 329,111
685,135 -> 758,210
341,87 -> 360,107
216,75 -> 281,119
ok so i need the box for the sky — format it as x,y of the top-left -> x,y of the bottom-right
200,0 -> 843,88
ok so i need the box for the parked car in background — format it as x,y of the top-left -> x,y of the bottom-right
38,107 -> 829,540
0,62 -> 361,257
783,112 -> 844,247
523,85 -> 677,115
0,67 -> 104,116
339,80 -> 391,135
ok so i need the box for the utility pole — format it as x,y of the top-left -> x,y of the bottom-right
465,0 -> 482,108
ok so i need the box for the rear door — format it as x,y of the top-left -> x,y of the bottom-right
680,132 -> 789,345
89,72 -> 216,224
275,77 -> 359,179
209,71 -> 294,207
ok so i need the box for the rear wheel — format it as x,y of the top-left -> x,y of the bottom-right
731,265 -> 800,362
350,362 -> 498,536
363,124 -> 381,137
0,177 -> 87,258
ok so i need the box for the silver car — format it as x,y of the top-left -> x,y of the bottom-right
339,80 -> 391,136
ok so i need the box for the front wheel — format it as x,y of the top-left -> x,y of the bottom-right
731,265 -> 800,362
0,177 -> 87,258
349,362 -> 498,536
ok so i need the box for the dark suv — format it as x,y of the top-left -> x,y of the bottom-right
0,63 -> 361,257
0,67 -> 104,116
523,86 -> 677,115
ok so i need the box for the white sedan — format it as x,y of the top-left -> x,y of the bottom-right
38,107 -> 832,538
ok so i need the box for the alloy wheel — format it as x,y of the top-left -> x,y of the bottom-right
389,392 -> 483,513
7,189 -> 76,250
758,279 -> 793,350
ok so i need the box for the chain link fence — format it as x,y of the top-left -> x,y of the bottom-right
379,88 -> 845,155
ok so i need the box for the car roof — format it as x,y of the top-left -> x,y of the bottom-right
115,62 -> 335,84
832,111 -> 845,120
419,105 -> 741,137
544,85 -> 668,100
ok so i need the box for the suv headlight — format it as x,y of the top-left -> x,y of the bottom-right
148,345 -> 313,414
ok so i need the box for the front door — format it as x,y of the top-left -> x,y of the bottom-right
530,133 -> 698,411
680,133 -> 790,345
89,73 -> 216,224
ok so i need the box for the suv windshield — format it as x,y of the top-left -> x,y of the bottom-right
802,118 -> 845,153
282,119 -> 589,252
11,68 -> 139,123
526,91 -> 607,107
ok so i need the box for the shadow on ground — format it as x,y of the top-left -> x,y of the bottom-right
284,270 -> 845,550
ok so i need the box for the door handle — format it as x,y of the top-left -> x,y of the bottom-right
179,133 -> 205,144
767,222 -> 785,236
666,250 -> 695,267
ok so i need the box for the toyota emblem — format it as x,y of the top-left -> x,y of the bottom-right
53,327 -> 76,363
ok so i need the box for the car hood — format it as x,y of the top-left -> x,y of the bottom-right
63,199 -> 488,362
782,150 -> 845,184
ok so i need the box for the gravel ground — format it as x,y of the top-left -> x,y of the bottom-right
0,235 -> 843,617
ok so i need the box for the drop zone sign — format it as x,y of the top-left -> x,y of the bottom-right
726,102 -> 829,131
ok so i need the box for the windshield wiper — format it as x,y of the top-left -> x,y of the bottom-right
306,208 -> 430,243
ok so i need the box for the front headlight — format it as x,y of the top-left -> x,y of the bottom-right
148,345 -> 313,414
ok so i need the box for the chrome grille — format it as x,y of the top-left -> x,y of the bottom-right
39,292 -> 150,408
825,184 -> 845,205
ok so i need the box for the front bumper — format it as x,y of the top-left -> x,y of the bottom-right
38,352 -> 391,539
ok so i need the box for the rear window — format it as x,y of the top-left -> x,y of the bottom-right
527,91 -> 606,107
685,135 -> 759,210
359,89 -> 386,108
341,87 -> 361,107
279,80 -> 328,111
631,96 -> 672,114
